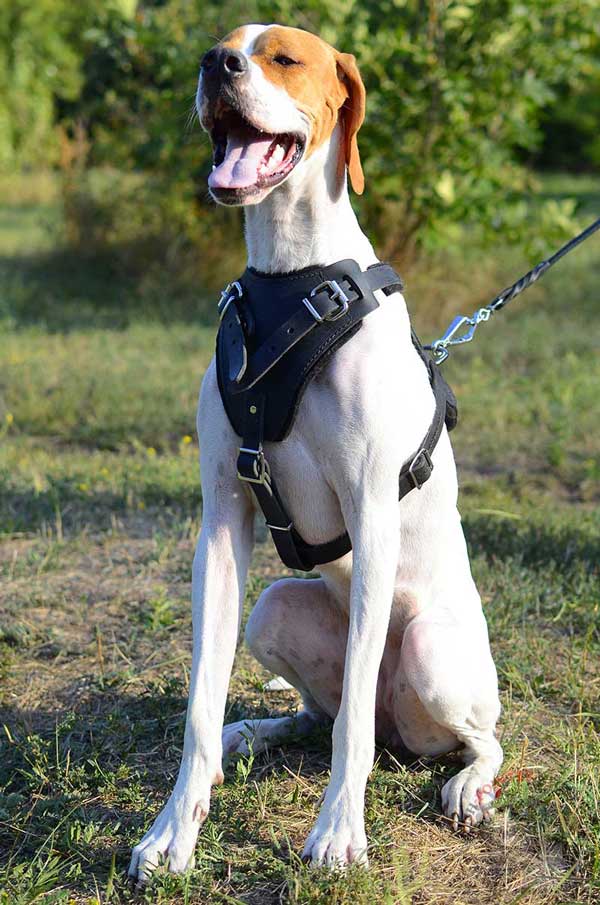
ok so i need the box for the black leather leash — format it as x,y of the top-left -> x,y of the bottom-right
216,259 -> 457,572
427,216 -> 600,363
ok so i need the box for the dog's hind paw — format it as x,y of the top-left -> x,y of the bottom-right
441,765 -> 496,833
222,712 -> 319,757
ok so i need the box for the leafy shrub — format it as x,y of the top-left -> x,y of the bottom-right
3,0 -> 598,287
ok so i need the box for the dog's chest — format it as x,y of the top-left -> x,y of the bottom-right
257,315 -> 420,544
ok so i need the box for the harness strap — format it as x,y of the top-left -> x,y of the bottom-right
397,362 -> 447,497
237,396 -> 351,571
237,335 -> 453,572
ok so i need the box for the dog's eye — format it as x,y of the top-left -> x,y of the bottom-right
273,54 -> 300,67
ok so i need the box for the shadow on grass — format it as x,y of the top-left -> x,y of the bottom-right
0,243 -> 216,332
0,486 -> 201,535
0,680 -> 454,869
3,483 -> 598,568
463,512 -> 600,571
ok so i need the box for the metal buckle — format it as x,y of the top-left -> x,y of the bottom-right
237,446 -> 272,494
218,280 -> 243,321
302,279 -> 350,323
407,448 -> 433,490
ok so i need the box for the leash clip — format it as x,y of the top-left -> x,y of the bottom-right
428,308 -> 491,363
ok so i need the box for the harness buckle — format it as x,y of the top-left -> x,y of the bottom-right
407,448 -> 433,490
302,279 -> 350,323
237,445 -> 272,494
218,280 -> 243,321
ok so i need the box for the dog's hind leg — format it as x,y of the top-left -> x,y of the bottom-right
222,577 -> 346,756
401,606 -> 503,831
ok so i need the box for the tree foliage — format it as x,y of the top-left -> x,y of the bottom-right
0,1 -> 81,167
536,26 -> 600,171
2,0 -> 598,259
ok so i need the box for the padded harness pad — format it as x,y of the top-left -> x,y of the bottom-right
217,259 -> 401,441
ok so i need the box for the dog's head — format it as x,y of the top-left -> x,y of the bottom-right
196,24 -> 365,206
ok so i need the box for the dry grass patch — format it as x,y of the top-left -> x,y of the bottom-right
1,509 -> 598,904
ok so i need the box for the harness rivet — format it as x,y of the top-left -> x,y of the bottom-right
249,405 -> 257,414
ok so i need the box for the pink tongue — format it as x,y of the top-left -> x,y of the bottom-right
209,130 -> 275,190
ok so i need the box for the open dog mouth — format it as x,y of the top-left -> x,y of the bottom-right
209,106 -> 305,200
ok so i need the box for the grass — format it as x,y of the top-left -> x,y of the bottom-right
0,172 -> 599,904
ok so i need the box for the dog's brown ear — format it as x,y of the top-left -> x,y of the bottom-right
335,52 -> 366,194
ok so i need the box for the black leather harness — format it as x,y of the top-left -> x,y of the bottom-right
215,258 -> 457,572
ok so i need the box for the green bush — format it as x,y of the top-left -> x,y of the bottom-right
0,0 -> 82,168
2,0 -> 599,284
537,79 -> 600,171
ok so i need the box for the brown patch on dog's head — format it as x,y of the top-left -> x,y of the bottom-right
222,25 -> 366,193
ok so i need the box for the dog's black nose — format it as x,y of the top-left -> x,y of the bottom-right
222,49 -> 248,77
201,46 -> 249,86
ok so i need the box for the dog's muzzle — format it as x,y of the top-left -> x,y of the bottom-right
201,46 -> 249,93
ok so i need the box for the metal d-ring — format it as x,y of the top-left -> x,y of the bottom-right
217,280 -> 243,321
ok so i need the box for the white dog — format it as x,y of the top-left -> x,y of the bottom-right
129,23 -> 502,881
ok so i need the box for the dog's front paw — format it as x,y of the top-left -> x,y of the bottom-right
128,788 -> 210,884
302,800 -> 368,868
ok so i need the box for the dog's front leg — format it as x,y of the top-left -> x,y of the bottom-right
129,368 -> 254,883
303,494 -> 400,868
129,505 -> 253,881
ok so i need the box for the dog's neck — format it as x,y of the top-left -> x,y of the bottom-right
244,129 -> 376,274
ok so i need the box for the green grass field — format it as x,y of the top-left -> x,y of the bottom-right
0,174 -> 599,904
